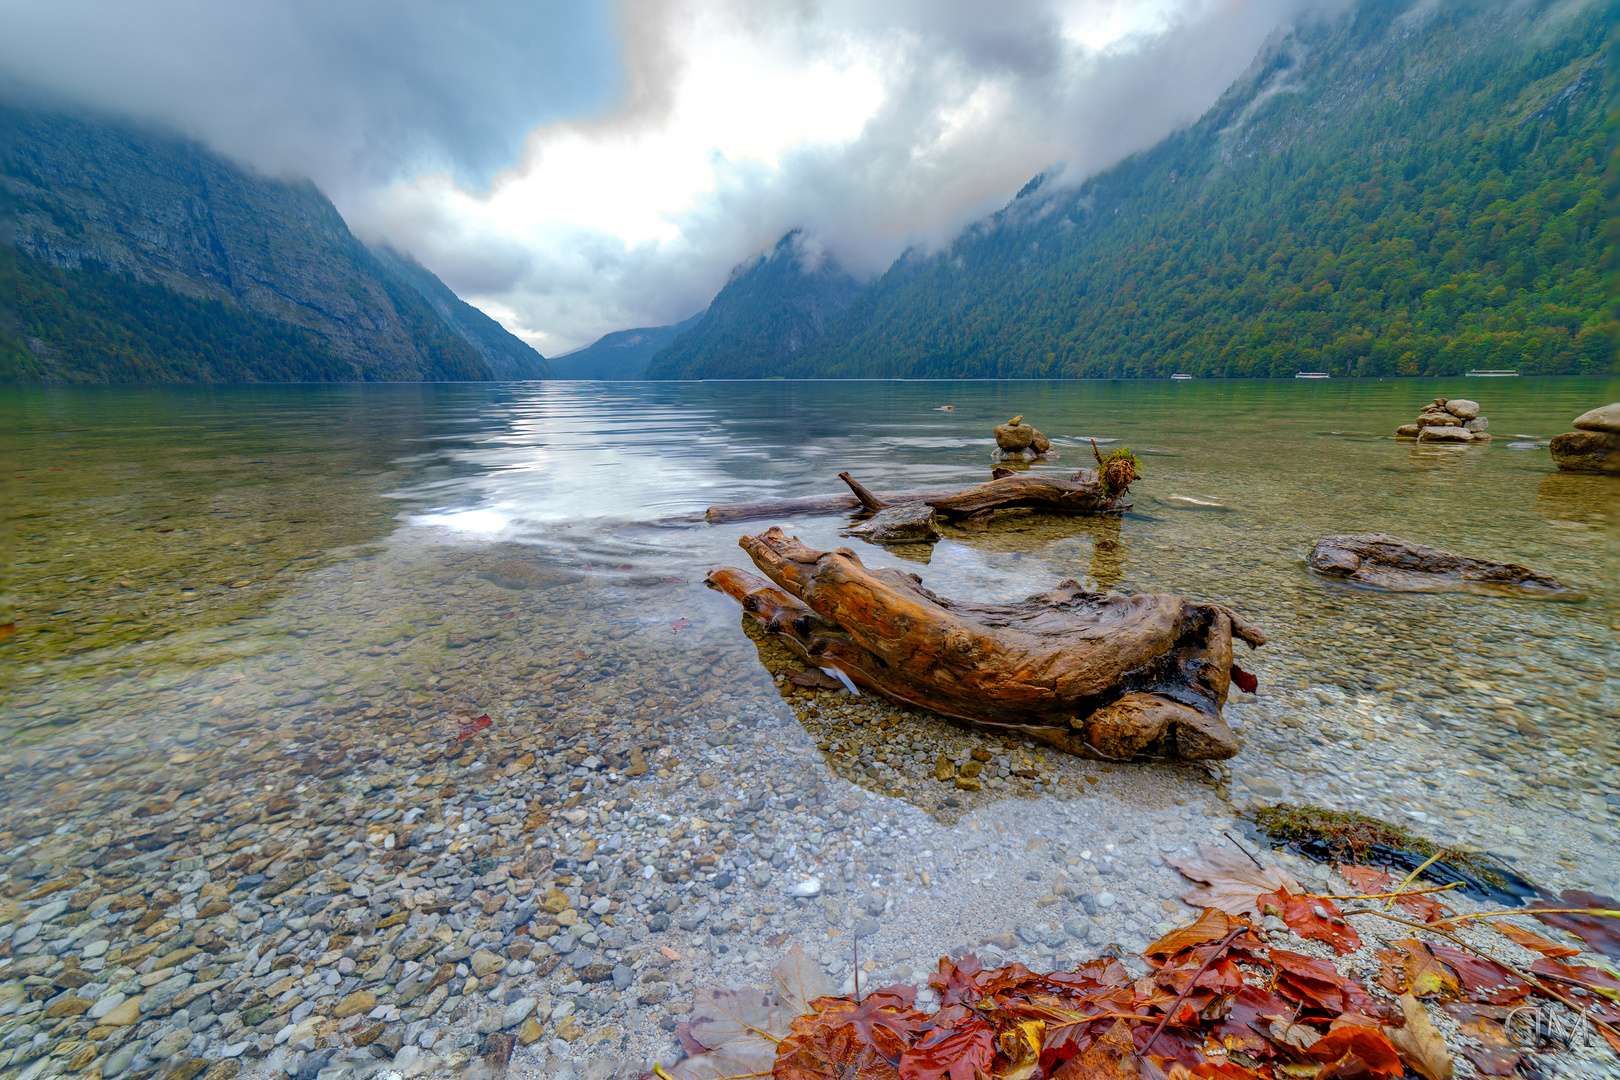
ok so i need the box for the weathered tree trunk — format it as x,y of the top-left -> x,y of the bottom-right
705,472 -> 1128,524
706,527 -> 1267,761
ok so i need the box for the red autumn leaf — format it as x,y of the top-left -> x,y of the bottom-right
1530,890 -> 1620,961
1424,944 -> 1530,1006
1337,865 -> 1451,923
1492,922 -> 1580,959
1310,1026 -> 1405,1078
896,1019 -> 995,1080
1231,665 -> 1258,693
774,1020 -> 899,1080
786,995 -> 931,1065
454,714 -> 492,741
1261,890 -> 1362,954
929,956 -> 987,1008
1270,949 -> 1350,1014
1529,958 -> 1620,1002
1390,940 -> 1460,999
672,617 -> 693,633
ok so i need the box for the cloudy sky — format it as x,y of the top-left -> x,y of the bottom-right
1,0 -> 1330,354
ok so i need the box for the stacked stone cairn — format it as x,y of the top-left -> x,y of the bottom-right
993,415 -> 1052,461
1550,402 -> 1620,473
1395,397 -> 1490,443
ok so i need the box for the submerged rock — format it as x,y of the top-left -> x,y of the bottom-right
844,502 -> 941,545
1307,533 -> 1582,600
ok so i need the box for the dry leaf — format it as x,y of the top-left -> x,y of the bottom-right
1145,906 -> 1235,958
1384,993 -> 1454,1080
1165,844 -> 1302,917
660,1042 -> 775,1079
1392,940 -> 1460,999
687,987 -> 792,1049
1492,921 -> 1581,959
774,944 -> 835,1017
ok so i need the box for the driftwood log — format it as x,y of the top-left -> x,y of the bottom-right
706,471 -> 1128,524
707,527 -> 1266,761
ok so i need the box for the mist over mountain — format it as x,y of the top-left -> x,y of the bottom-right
548,312 -> 706,380
1,102 -> 547,382
644,232 -> 865,380
647,0 -> 1610,381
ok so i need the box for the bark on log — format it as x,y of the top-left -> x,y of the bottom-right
705,488 -> 961,524
706,527 -> 1267,761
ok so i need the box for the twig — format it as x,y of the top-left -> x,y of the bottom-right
1314,882 -> 1462,901
1429,906 -> 1620,928
1385,850 -> 1445,911
1337,907 -> 1620,1041
1223,831 -> 1266,871
853,923 -> 861,1004
1137,926 -> 1248,1060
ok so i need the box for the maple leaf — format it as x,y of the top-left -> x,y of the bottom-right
1054,1017 -> 1138,1080
1390,941 -> 1460,1000
1491,921 -> 1580,959
1270,949 -> 1351,1014
777,994 -> 932,1076
1383,993 -> 1454,1080
1145,907 -> 1236,959
658,1043 -> 775,1080
1260,890 -> 1361,954
1165,845 -> 1301,917
773,944 -> 835,1017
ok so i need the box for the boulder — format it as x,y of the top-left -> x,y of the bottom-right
1417,411 -> 1461,426
1394,424 -> 1420,439
1418,426 -> 1473,442
993,415 -> 1051,455
1443,398 -> 1480,420
1307,534 -> 1581,600
1550,430 -> 1617,474
1572,403 -> 1620,434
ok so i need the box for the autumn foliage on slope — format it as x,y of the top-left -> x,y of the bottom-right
652,846 -> 1620,1080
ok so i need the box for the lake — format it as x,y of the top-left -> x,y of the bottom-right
0,377 -> 1615,1066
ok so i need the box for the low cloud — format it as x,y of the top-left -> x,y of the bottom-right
2,0 -> 1339,354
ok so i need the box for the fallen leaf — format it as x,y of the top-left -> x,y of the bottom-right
454,714 -> 492,741
1268,1019 -> 1321,1050
1231,665 -> 1258,693
1392,940 -> 1460,999
672,618 -> 694,633
1456,1019 -> 1519,1076
1373,950 -> 1405,994
1165,844 -> 1302,917
1491,922 -> 1580,959
1530,890 -> 1620,961
1424,944 -> 1530,1006
1309,1026 -> 1404,1078
687,987 -> 790,1050
1384,993 -> 1454,1080
1337,865 -> 1451,923
1271,949 -> 1351,1014
773,944 -> 835,1017
788,669 -> 845,690
1528,957 -> 1620,1003
660,1041 -> 775,1079
1262,890 -> 1362,955
1145,907 -> 1235,959
896,1021 -> 994,1080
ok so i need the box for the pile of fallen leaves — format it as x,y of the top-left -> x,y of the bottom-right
650,846 -> 1619,1080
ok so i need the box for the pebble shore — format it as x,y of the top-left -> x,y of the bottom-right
2,528 -> 1616,1080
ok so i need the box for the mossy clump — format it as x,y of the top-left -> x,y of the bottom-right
1252,802 -> 1507,887
1092,443 -> 1143,500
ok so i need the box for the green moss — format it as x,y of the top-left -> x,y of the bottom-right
1251,802 -> 1507,886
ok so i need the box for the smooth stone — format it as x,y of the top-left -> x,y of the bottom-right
1443,398 -> 1480,419
845,502 -> 941,545
332,990 -> 376,1018
82,940 -> 109,958
1061,916 -> 1092,939
501,997 -> 538,1029
469,949 -> 506,977
104,1045 -> 137,1076
1550,430 -> 1616,473
89,992 -> 127,1019
102,998 -> 142,1026
1394,424 -> 1420,438
1418,425 -> 1472,442
1095,892 -> 1117,908
1572,402 -> 1620,433
24,900 -> 69,925
788,877 -> 822,898
1465,417 -> 1489,432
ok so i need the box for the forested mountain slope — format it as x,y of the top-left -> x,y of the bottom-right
645,231 -> 864,379
656,0 -> 1610,380
0,103 -> 547,383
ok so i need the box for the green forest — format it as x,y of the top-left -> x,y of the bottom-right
672,0 -> 1613,381
0,246 -> 357,383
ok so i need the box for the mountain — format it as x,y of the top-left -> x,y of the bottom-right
650,0 -> 1610,380
548,310 -> 705,379
644,231 -> 865,379
0,102 -> 547,382
368,245 -> 549,379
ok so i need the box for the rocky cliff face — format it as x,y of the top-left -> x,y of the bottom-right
1,103 -> 546,382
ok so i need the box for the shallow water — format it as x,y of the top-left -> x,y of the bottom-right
3,377 -> 1615,857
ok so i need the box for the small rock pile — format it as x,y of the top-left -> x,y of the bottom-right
1395,397 -> 1490,443
992,416 -> 1051,461
1550,402 -> 1620,474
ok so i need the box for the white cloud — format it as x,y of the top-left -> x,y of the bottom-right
356,0 -> 1328,354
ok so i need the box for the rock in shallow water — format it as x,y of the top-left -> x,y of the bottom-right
844,502 -> 941,545
1550,430 -> 1617,474
1307,533 -> 1582,600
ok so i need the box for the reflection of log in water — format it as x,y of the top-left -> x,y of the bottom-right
1088,514 -> 1127,592
707,527 -> 1266,762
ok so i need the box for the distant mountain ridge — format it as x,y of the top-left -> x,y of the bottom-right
0,102 -> 549,382
549,310 -> 705,379
647,0 -> 1610,380
644,231 -> 864,379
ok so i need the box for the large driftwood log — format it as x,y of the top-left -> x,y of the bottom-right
707,527 -> 1266,761
705,471 -> 1128,524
